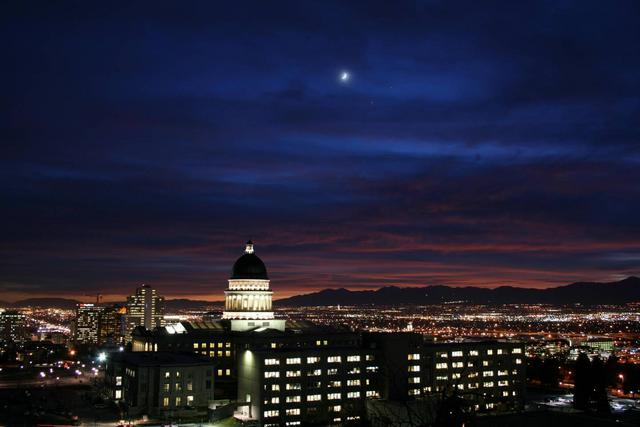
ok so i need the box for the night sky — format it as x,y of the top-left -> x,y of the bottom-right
2,1 -> 639,302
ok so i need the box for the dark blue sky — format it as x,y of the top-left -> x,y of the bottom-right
2,1 -> 639,301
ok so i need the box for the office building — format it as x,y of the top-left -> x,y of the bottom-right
0,309 -> 27,343
105,351 -> 214,417
74,303 -> 102,345
126,284 -> 165,341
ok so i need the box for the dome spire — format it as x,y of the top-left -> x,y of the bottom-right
245,240 -> 254,254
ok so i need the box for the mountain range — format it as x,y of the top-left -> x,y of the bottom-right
274,276 -> 640,306
1,277 -> 638,309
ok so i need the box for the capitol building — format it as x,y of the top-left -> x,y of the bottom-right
109,241 -> 525,426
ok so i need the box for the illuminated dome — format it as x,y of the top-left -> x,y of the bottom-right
230,240 -> 269,280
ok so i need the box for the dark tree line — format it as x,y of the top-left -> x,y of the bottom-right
572,353 -> 610,414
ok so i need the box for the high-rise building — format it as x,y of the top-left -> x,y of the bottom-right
74,303 -> 102,345
98,304 -> 127,346
0,309 -> 27,343
126,285 -> 165,341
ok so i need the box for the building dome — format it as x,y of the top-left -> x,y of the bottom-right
230,241 -> 269,280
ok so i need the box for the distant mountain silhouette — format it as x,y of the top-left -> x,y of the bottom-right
165,299 -> 222,311
274,277 -> 640,306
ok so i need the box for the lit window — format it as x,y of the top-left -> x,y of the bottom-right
264,371 -> 280,378
186,395 -> 194,405
308,369 -> 322,376
408,353 -> 420,360
327,393 -> 341,400
347,391 -> 360,398
165,371 -> 170,378
487,349 -> 494,355
483,371 -> 494,377
497,349 -> 503,355
163,383 -> 170,392
347,355 -> 360,362
409,377 -> 420,383
482,360 -> 490,366
271,397 -> 279,404
271,384 -> 280,391
163,397 -> 169,407
408,365 -> 420,372
327,356 -> 341,363
347,379 -> 361,386
217,369 -> 223,376
498,380 -> 509,386
286,395 -> 301,403
469,350 -> 479,356
483,381 -> 494,387
286,383 -> 301,390
264,410 -> 279,418
498,370 -> 508,376
175,396 -> 181,406
437,352 -> 448,358
265,358 -> 279,366
115,390 -> 122,399
516,358 -> 522,365
452,362 -> 463,368
193,343 -> 199,349
329,405 -> 341,412
512,348 -> 522,354
115,376 -> 122,386
436,363 -> 448,369
307,394 -> 321,401
286,370 -> 301,377
327,368 -> 338,375
451,351 -> 463,357
452,373 -> 461,379
226,368 -> 231,376
366,390 -> 379,398
286,408 -> 300,416
307,356 -> 320,364
286,357 -> 301,364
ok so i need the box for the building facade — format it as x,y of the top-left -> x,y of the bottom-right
0,309 -> 27,343
105,352 -> 215,417
74,303 -> 102,345
126,285 -> 165,341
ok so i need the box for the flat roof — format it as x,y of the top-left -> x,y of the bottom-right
111,351 -> 213,367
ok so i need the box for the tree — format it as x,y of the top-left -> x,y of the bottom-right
591,356 -> 610,414
573,352 -> 591,411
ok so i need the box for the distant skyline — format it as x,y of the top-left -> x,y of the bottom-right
2,1 -> 639,302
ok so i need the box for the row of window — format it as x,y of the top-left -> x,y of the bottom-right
193,342 -> 231,349
435,348 -> 522,358
264,366 -> 377,379
199,350 -> 232,357
162,395 -> 195,407
264,403 -> 357,418
265,354 -> 371,365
